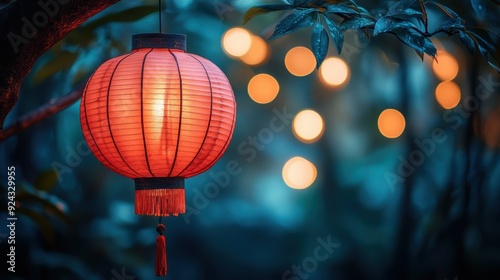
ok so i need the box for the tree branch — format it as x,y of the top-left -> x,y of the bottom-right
0,0 -> 119,130
0,84 -> 84,142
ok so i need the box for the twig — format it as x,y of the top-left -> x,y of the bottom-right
0,85 -> 85,142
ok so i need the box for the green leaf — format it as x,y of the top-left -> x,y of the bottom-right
324,15 -> 344,53
72,68 -> 91,86
64,6 -> 157,47
83,6 -> 158,31
400,8 -> 422,16
478,42 -> 500,72
339,17 -> 375,31
311,22 -> 329,67
428,1 -> 464,23
374,17 -> 420,36
63,27 -> 96,46
387,8 -> 424,22
17,193 -> 69,223
243,5 -> 294,24
33,51 -> 78,84
311,0 -> 348,4
418,0 -> 428,26
17,207 -> 54,244
459,31 -> 476,53
394,28 -> 437,57
269,9 -> 317,40
388,0 -> 417,14
293,0 -> 311,6
468,31 -> 495,51
325,4 -> 359,14
34,170 -> 58,192
434,18 -> 465,33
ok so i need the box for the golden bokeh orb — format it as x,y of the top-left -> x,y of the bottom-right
319,57 -> 350,87
378,109 -> 406,139
435,81 -> 461,109
222,27 -> 252,57
432,51 -> 459,81
247,73 -> 279,104
285,46 -> 316,77
292,109 -> 325,143
240,35 -> 269,66
282,157 -> 317,190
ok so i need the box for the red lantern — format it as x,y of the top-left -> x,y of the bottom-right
80,33 -> 236,276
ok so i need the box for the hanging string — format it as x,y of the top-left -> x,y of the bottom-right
158,0 -> 162,33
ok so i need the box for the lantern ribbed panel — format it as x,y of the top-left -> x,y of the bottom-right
81,48 -> 235,178
80,45 -> 236,216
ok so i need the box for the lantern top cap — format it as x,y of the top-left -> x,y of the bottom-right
132,33 -> 186,51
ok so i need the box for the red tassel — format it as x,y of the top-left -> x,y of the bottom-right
155,224 -> 167,276
135,189 -> 186,216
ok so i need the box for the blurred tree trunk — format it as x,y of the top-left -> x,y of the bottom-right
392,45 -> 415,280
0,0 -> 118,129
454,54 -> 480,280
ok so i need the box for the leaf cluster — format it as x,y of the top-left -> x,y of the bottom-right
244,0 -> 499,71
1,170 -> 68,244
32,5 -> 158,84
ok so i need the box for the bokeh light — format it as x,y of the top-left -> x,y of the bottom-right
240,35 -> 269,66
222,27 -> 252,57
435,81 -> 461,109
484,108 -> 500,148
285,46 -> 316,77
247,73 -> 279,104
319,57 -> 350,87
378,109 -> 406,139
282,157 -> 317,189
432,51 -> 459,81
292,109 -> 324,143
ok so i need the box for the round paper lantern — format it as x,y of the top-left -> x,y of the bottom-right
80,33 -> 236,216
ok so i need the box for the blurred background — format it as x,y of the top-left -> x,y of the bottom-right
1,0 -> 500,279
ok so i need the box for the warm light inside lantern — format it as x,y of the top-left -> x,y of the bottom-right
319,57 -> 350,87
152,101 -> 165,117
432,51 -> 459,81
282,157 -> 317,189
292,109 -> 324,143
378,109 -> 406,139
240,35 -> 269,66
222,27 -> 252,57
247,73 -> 279,104
285,46 -> 316,77
435,81 -> 461,109
81,34 -> 236,217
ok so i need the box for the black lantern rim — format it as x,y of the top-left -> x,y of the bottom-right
135,177 -> 185,190
132,33 -> 186,51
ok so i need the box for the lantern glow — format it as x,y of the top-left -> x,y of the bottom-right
80,34 -> 236,216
